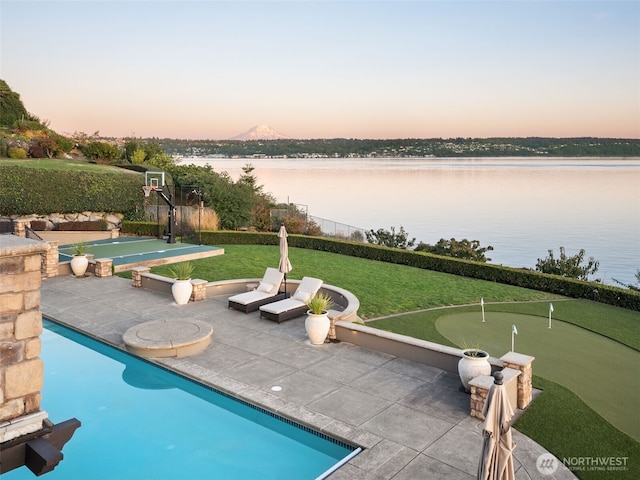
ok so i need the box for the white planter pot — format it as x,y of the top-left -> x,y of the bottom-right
172,279 -> 193,305
305,311 -> 330,345
458,349 -> 491,392
70,255 -> 89,276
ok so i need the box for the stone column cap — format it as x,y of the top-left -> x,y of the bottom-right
469,375 -> 494,389
501,351 -> 535,366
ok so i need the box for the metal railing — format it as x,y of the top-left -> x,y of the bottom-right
307,215 -> 366,242
270,206 -> 366,242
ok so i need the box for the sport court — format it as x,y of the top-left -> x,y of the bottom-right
58,237 -> 223,272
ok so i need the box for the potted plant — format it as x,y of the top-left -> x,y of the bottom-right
457,341 -> 491,393
70,241 -> 89,277
304,292 -> 334,345
169,262 -> 194,305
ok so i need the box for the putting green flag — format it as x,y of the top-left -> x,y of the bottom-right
512,324 -> 518,335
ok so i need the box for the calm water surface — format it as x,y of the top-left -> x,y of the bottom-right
181,157 -> 640,287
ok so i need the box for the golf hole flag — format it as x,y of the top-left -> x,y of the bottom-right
511,324 -> 518,352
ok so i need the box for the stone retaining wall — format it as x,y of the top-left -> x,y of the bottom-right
8,212 -> 124,231
130,270 -> 359,338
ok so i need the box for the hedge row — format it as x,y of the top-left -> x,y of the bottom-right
121,221 -> 164,237
120,225 -> 640,311
0,166 -> 145,219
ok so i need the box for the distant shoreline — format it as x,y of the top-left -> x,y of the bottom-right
153,136 -> 640,159
177,154 -> 640,161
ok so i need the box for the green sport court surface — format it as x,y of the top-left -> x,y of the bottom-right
58,237 -> 223,271
437,310 -> 640,442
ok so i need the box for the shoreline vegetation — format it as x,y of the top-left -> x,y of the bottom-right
154,136 -> 640,159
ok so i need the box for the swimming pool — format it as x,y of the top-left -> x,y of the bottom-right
5,320 -> 357,479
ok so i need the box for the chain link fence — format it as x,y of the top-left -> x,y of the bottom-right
270,205 -> 366,242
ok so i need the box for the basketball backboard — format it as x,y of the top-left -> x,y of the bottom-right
144,171 -> 165,190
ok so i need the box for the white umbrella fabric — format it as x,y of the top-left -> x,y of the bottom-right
477,371 -> 516,480
278,224 -> 292,295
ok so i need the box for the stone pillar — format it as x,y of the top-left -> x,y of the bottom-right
94,258 -> 113,278
469,375 -> 493,420
0,236 -> 49,441
500,351 -> 535,409
131,266 -> 150,288
191,279 -> 207,301
41,241 -> 58,278
12,220 -> 28,237
469,368 -> 520,419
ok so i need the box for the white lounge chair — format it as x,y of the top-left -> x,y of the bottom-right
228,268 -> 285,313
259,277 -> 323,323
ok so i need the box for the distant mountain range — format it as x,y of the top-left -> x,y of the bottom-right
230,125 -> 289,141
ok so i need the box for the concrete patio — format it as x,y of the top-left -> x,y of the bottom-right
39,275 -> 576,479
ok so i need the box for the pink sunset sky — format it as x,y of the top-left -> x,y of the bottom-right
1,1 -> 638,140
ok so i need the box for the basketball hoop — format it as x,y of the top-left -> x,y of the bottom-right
142,185 -> 154,197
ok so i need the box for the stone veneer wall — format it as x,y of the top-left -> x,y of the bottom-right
0,236 -> 48,431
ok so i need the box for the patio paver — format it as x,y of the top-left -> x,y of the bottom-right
39,275 -> 578,479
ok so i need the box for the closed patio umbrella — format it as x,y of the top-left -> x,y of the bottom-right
278,224 -> 292,295
477,371 -> 516,480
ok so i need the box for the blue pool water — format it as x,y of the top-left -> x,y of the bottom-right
5,320 -> 356,479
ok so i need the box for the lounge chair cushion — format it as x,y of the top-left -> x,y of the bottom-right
260,298 -> 306,315
229,290 -> 272,305
259,277 -> 323,320
228,268 -> 284,308
292,290 -> 312,303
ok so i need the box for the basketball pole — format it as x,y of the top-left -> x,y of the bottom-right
144,184 -> 176,244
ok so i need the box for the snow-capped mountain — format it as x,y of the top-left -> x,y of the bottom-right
230,125 -> 289,141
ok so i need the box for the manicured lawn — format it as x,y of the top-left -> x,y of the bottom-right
121,243 -> 640,479
143,244 -> 566,319
0,158 -> 137,174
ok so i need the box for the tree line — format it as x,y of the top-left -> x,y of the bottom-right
156,136 -> 640,158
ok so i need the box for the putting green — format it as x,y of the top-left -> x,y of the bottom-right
437,311 -> 640,442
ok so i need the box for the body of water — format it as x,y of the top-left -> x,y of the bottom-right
180,157 -> 640,287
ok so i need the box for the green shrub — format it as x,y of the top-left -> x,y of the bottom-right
7,147 -> 26,159
168,261 -> 194,280
0,166 -> 145,219
121,221 -> 163,237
